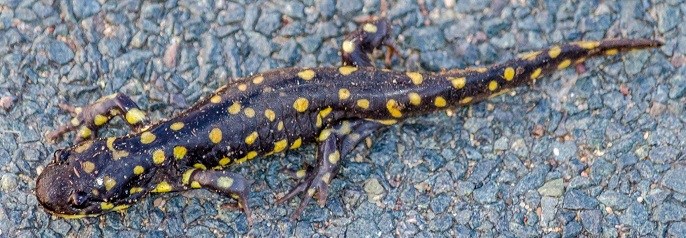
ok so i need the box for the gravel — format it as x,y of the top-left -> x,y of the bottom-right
0,0 -> 682,237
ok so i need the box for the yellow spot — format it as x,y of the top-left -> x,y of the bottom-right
530,68 -> 542,80
70,117 -> 80,126
488,80 -> 499,91
408,92 -> 422,106
152,149 -> 166,165
237,84 -> 248,91
106,137 -> 129,160
129,187 -> 143,194
319,107 -> 333,119
297,69 -> 316,80
173,146 -> 187,160
140,131 -> 156,144
191,181 -> 201,188
575,57 -> 587,64
339,88 -> 351,100
548,46 -> 562,58
234,151 -> 258,164
209,128 -> 222,144
373,119 -> 397,125
557,59 -> 572,69
125,108 -> 146,124
217,177 -> 234,189
112,204 -> 130,211
363,23 -> 378,32
342,40 -> 355,53
328,151 -> 340,164
81,161 -> 95,173
357,99 -> 370,109
210,95 -> 221,104
238,83 -> 248,91
103,176 -> 116,191
503,67 -> 515,81
290,138 -> 302,149
74,141 -> 92,153
520,51 -> 540,61
79,127 -> 92,138
245,131 -> 259,145
459,97 -> 473,104
194,163 -> 207,170
252,75 -> 264,84
339,66 -> 358,75
264,109 -> 276,121
450,77 -> 466,89
152,181 -> 172,193
56,214 -> 91,219
293,97 -> 309,112
322,117 -> 332,129
170,122 -> 184,131
106,137 -> 116,150
434,96 -> 447,107
296,169 -> 306,178
406,72 -> 423,85
386,99 -> 403,118
475,67 -> 488,73
101,202 -> 114,210
243,107 -> 255,118
307,188 -> 315,197
182,169 -> 196,185
228,102 -> 241,114
273,139 -> 288,153
247,151 -> 258,160
94,114 -> 108,126
112,150 -> 129,161
133,165 -> 144,175
318,129 -> 332,141
322,172 -> 332,184
577,41 -> 600,49
277,121 -> 284,131
604,49 -> 619,56
219,157 -> 231,166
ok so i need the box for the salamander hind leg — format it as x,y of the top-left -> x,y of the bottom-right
187,169 -> 252,224
47,93 -> 150,143
277,120 -> 382,220
341,17 -> 395,67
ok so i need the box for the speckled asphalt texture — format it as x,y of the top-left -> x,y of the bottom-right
0,0 -> 684,237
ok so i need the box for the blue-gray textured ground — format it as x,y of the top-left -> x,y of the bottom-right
1,0 -> 685,237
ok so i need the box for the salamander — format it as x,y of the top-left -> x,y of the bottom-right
35,18 -> 662,222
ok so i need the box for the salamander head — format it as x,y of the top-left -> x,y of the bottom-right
36,139 -> 147,218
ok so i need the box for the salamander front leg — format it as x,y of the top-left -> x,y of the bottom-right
341,17 -> 395,67
47,93 -> 150,143
277,120 -> 382,220
187,169 -> 252,224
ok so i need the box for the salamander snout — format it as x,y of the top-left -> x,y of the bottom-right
36,163 -> 93,217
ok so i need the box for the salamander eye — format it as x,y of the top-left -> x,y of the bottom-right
53,149 -> 69,163
69,191 -> 89,208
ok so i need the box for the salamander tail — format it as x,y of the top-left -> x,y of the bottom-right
517,38 -> 663,75
431,39 -> 662,108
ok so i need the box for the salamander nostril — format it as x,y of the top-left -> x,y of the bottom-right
70,191 -> 88,208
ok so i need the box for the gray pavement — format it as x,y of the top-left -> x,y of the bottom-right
0,0 -> 685,237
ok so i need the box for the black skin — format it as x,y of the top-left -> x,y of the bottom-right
35,17 -> 662,222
